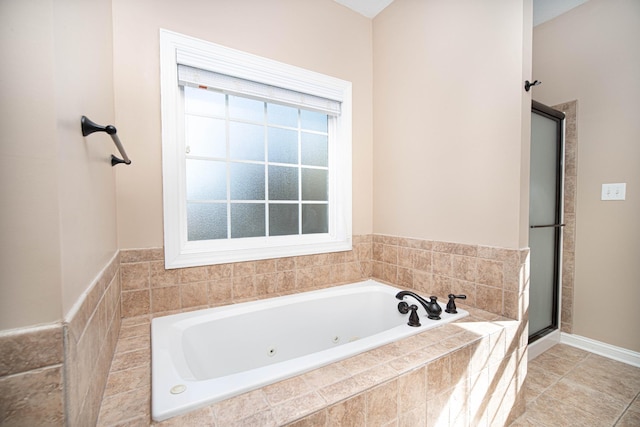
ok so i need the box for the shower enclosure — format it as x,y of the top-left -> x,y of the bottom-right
528,100 -> 565,343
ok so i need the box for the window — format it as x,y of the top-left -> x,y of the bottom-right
160,30 -> 352,268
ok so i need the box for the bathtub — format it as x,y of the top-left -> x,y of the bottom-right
151,279 -> 468,421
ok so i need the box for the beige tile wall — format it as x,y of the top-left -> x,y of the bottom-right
120,234 -> 528,322
289,322 -> 527,427
0,252 -> 121,426
101,234 -> 528,425
65,253 -> 122,426
119,235 -> 373,318
371,235 -> 529,321
1,233 -> 528,425
97,308 -> 526,425
1,232 -> 528,426
554,100 -> 578,334
0,324 -> 65,426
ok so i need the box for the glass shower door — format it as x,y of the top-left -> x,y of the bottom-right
528,101 -> 564,343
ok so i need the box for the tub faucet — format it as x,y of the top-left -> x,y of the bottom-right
395,291 -> 442,320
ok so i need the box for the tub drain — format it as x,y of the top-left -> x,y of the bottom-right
332,336 -> 340,344
267,347 -> 277,357
170,384 -> 186,394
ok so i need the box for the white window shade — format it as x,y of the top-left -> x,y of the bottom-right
177,64 -> 341,116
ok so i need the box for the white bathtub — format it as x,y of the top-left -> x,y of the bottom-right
151,279 -> 468,421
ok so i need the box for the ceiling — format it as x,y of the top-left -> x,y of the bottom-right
333,0 -> 394,18
532,0 -> 589,26
334,0 -> 590,25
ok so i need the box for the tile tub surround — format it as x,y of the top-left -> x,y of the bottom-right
119,235 -> 373,318
98,308 -> 527,426
0,324 -> 65,426
372,235 -> 529,321
101,234 -> 528,425
119,234 -> 528,322
0,252 -> 121,427
65,253 -> 122,426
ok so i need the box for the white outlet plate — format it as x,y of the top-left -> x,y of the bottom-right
601,183 -> 626,201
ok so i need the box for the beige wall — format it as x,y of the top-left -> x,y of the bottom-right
372,0 -> 532,250
53,0 -> 119,318
1,0 -> 62,328
112,0 -> 374,249
2,0 -> 535,327
533,0 -> 640,352
0,0 -> 118,329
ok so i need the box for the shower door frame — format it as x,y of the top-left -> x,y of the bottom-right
528,100 -> 565,344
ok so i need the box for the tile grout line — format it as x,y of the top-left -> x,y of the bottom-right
518,348 -> 584,424
520,346 -> 640,427
611,389 -> 640,427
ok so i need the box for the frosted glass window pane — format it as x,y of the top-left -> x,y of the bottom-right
301,132 -> 328,167
268,166 -> 298,200
229,95 -> 264,122
229,122 -> 264,161
186,116 -> 226,158
187,203 -> 227,241
269,204 -> 299,236
186,159 -> 226,200
230,163 -> 265,200
184,86 -> 225,117
301,169 -> 328,201
267,103 -> 298,127
231,203 -> 265,238
268,127 -> 298,164
301,110 -> 328,132
302,204 -> 328,234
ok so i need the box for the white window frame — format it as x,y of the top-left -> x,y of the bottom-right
159,29 -> 352,269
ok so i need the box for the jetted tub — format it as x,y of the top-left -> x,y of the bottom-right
151,279 -> 468,421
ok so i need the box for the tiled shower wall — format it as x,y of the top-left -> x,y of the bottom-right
555,100 -> 578,334
0,253 -> 121,426
120,234 -> 527,322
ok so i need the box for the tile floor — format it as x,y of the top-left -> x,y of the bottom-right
510,344 -> 640,426
97,315 -> 640,426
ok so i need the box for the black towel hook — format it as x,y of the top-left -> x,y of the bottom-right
81,116 -> 132,166
524,80 -> 542,92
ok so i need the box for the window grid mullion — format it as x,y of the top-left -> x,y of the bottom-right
263,101 -> 269,237
185,89 -> 330,241
225,94 -> 232,240
297,109 -> 303,236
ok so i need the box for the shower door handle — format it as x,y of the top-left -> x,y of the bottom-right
530,223 -> 565,229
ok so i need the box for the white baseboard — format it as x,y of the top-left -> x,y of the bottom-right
560,332 -> 640,368
528,330 -> 561,361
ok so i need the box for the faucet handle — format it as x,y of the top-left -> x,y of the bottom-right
398,302 -> 421,327
398,301 -> 410,314
445,294 -> 467,314
407,304 -> 421,327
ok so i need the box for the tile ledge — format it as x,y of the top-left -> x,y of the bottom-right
0,321 -> 63,337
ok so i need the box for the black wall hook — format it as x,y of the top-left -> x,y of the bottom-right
524,80 -> 542,92
81,116 -> 132,166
